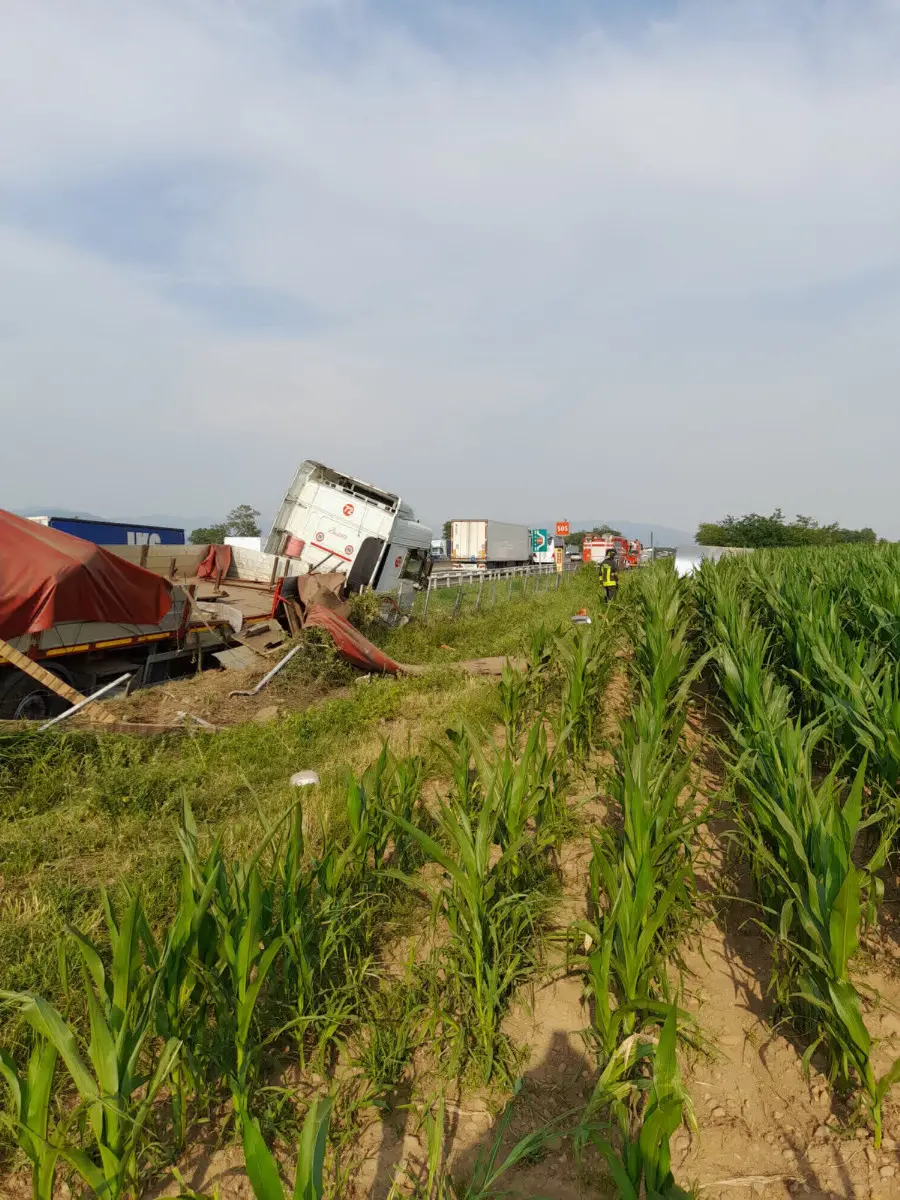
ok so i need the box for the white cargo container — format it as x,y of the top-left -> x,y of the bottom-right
265,460 -> 432,604
450,519 -> 532,568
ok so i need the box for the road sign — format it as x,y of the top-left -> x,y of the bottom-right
554,546 -> 565,574
531,528 -> 549,553
556,520 -> 570,537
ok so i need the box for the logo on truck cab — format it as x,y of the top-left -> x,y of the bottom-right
342,503 -> 355,517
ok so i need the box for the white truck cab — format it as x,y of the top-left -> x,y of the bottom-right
265,460 -> 432,606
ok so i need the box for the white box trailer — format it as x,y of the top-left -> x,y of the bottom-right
265,460 -> 432,605
450,520 -> 532,568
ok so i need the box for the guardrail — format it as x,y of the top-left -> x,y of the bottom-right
412,561 -> 580,623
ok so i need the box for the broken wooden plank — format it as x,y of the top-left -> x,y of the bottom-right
0,636 -> 117,723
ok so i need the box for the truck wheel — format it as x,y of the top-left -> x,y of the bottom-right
0,674 -> 70,721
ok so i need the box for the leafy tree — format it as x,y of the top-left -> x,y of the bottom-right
442,520 -> 452,541
188,503 -> 261,545
189,524 -> 228,545
696,509 -> 878,548
227,505 -> 262,537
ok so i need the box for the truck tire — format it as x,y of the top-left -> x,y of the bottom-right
0,672 -> 71,721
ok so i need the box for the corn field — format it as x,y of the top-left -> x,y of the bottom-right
694,544 -> 900,1147
2,545 -> 900,1197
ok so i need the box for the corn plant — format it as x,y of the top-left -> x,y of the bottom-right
2,892 -> 180,1200
498,661 -> 530,747
277,801 -> 374,1067
147,801 -> 222,1150
217,866 -> 283,1131
574,743 -> 699,1080
387,794 -> 542,1083
554,623 -> 611,762
526,620 -> 556,712
345,743 -> 425,869
589,1008 -> 692,1200
0,1037 -> 60,1200
732,745 -> 899,1143
439,722 -> 479,812
629,569 -> 703,725
175,822 -> 285,1134
466,721 -> 568,858
243,1095 -> 331,1200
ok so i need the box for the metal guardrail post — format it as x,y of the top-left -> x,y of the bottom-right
453,585 -> 463,618
491,576 -> 497,607
422,575 -> 432,623
474,573 -> 484,612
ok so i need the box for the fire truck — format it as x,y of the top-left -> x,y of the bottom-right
582,536 -> 643,569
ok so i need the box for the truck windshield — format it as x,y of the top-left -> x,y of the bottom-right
400,548 -> 429,582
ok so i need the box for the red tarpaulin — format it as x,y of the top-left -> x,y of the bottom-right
303,604 -> 402,674
0,510 -> 173,640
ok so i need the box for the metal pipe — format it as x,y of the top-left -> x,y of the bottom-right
39,673 -> 132,731
229,641 -> 305,698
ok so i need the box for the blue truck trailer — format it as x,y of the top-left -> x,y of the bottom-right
28,516 -> 185,546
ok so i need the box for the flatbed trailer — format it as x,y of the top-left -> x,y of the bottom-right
0,541 -> 308,720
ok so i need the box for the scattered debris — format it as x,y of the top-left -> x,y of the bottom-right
228,641 -> 306,698
290,769 -> 320,787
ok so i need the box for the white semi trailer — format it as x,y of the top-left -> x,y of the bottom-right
449,519 -> 532,568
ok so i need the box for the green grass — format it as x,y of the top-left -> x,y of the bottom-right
0,573 -> 601,1054
377,568 -> 598,664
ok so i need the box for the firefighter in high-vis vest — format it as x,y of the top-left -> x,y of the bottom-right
600,548 -> 619,602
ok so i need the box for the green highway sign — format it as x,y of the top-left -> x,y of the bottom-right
531,528 -> 549,553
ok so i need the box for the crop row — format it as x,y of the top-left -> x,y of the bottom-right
694,549 -> 900,1146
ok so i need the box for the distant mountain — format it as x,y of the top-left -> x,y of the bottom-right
14,505 -> 692,547
568,519 -> 694,547
15,505 -> 107,521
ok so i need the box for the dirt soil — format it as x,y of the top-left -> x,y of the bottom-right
101,661 -> 345,728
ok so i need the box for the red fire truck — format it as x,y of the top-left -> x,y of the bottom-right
582,536 -> 642,569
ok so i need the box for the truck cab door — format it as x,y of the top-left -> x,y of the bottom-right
347,537 -> 385,591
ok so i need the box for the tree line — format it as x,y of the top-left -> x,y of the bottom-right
696,509 -> 877,548
189,504 -> 261,545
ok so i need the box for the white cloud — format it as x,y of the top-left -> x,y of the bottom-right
1,1 -> 899,533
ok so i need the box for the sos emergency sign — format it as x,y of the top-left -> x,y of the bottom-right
556,520 -> 570,537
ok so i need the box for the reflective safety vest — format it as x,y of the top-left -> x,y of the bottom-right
601,562 -> 617,587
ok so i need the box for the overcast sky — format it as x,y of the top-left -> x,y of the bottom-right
2,0 -> 899,537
